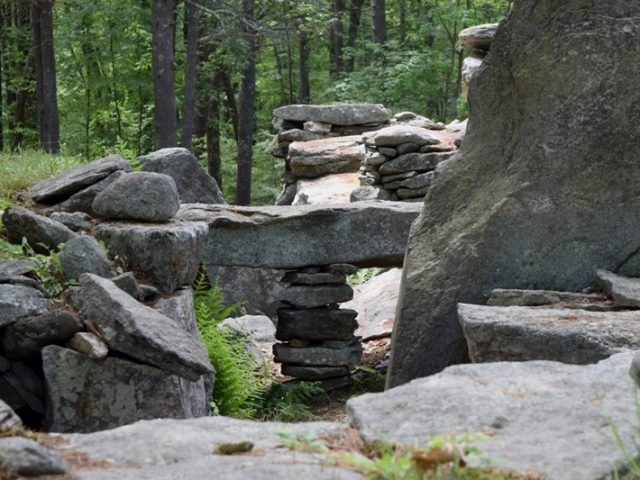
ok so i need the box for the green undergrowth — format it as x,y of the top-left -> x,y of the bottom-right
611,389 -> 640,479
257,381 -> 327,422
348,267 -> 386,287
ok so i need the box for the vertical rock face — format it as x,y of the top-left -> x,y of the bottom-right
388,0 -> 640,387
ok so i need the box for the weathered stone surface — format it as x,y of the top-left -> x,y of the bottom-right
59,235 -> 112,281
350,186 -> 391,202
293,173 -> 360,205
395,143 -> 420,155
458,304 -> 640,364
0,274 -> 43,291
343,268 -> 401,341
56,418 -> 361,480
50,211 -> 92,231
10,362 -> 43,397
54,170 -> 124,215
2,207 -> 76,254
276,308 -> 358,341
304,120 -> 332,133
350,352 -> 638,479
378,152 -> 450,175
0,399 -> 22,428
273,104 -> 390,126
92,172 -> 180,222
0,284 -> 48,329
79,274 -> 213,381
96,220 -> 208,293
282,271 -> 346,285
279,284 -> 354,308
462,53 -> 484,99
3,311 -> 83,360
0,437 -> 68,476
363,125 -> 440,147
139,148 -> 225,204
396,186 -> 430,199
31,154 -> 131,203
488,288 -> 608,307
43,346 -> 209,433
67,332 -> 109,360
397,171 -> 434,190
278,129 -> 329,143
394,112 -> 443,130
458,23 -> 498,51
273,342 -> 362,367
388,1 -> 640,386
111,272 -> 141,298
282,364 -> 350,380
179,202 -> 420,269
1,370 -> 44,414
289,136 -> 365,179
0,259 -> 38,277
597,270 -> 640,307
218,315 -> 276,344
153,288 -> 199,336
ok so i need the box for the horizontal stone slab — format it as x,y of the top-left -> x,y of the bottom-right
279,284 -> 354,308
273,104 -> 390,126
273,343 -> 362,367
177,202 -> 421,269
276,308 -> 358,341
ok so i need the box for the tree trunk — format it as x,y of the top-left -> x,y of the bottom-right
371,0 -> 386,44
235,0 -> 256,206
345,0 -> 364,72
298,31 -> 310,103
329,0 -> 345,77
151,0 -> 176,149
206,75 -> 222,188
181,0 -> 198,151
220,70 -> 238,142
31,0 -> 60,153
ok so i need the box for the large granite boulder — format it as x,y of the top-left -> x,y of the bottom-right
78,274 -> 213,381
458,23 -> 498,51
293,173 -> 360,205
53,170 -> 125,215
2,207 -> 76,254
273,104 -> 390,126
388,0 -> 640,386
139,148 -> 225,204
30,154 -> 131,204
289,136 -> 365,179
58,235 -> 112,281
350,352 -> 639,479
179,202 -> 420,269
0,284 -> 48,329
95,220 -> 208,293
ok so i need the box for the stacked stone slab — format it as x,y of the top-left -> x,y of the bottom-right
354,116 -> 464,202
273,264 -> 362,388
459,23 -> 498,99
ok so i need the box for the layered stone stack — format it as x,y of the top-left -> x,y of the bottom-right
352,116 -> 465,202
266,104 -> 391,205
273,264 -> 362,389
459,23 -> 498,99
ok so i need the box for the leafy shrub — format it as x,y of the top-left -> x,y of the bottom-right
257,381 -> 327,422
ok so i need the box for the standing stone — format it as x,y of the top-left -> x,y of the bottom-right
92,172 -> 180,222
139,148 -> 225,204
1,207 -> 76,254
388,0 -> 640,387
58,235 -> 112,281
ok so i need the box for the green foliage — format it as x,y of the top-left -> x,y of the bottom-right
611,389 -> 640,479
353,365 -> 386,393
257,381 -> 327,422
348,267 -> 386,287
192,273 -> 265,418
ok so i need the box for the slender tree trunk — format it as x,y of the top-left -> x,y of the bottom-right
371,0 -> 386,44
236,0 -> 256,206
220,70 -> 238,142
151,0 -> 177,149
298,31 -> 310,103
31,0 -> 60,154
108,27 -> 123,141
345,0 -> 364,72
0,8 -> 4,152
181,0 -> 198,151
329,0 -> 345,77
206,74 -> 222,188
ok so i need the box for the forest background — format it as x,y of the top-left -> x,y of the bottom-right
0,0 -> 510,206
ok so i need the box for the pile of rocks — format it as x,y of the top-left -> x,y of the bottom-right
0,155 -> 216,433
273,264 -> 362,389
353,117 -> 465,202
459,23 -> 498,99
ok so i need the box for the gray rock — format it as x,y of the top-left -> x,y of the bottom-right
397,171 -> 434,190
92,172 -> 180,222
0,284 -> 48,329
218,315 -> 276,344
279,284 -> 354,308
596,270 -> 640,307
273,103 -> 390,126
54,170 -> 125,215
349,352 -> 638,480
378,152 -> 450,175
274,343 -> 362,367
43,346 -> 209,433
292,173 -> 360,206
0,275 -> 43,291
0,259 -> 39,277
349,186 -> 391,202
79,274 -> 213,381
0,436 -> 68,476
363,152 -> 388,167
289,136 -> 365,179
330,264 -> 358,275
1,370 -> 44,414
50,211 -> 92,231
278,128 -> 329,143
281,365 -> 350,380
179,202 -> 420,269
67,332 -> 109,359
111,272 -> 142,298
30,154 -> 130,203
378,147 -> 397,156
380,171 -> 417,184
396,186 -> 430,199
304,121 -> 332,133
59,235 -> 112,281
139,148 -> 225,204
488,288 -> 608,307
275,182 -> 298,206
0,399 -> 22,428
2,207 -> 76,254
282,271 -> 346,285
153,288 -> 200,337
58,417 -> 361,480
10,362 -> 43,396
96,220 -> 208,293
363,125 -> 440,147
458,23 -> 498,51
388,0 -> 640,386
3,310 -> 83,360
458,303 -> 640,364
396,143 -> 420,155
462,53 -> 484,99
